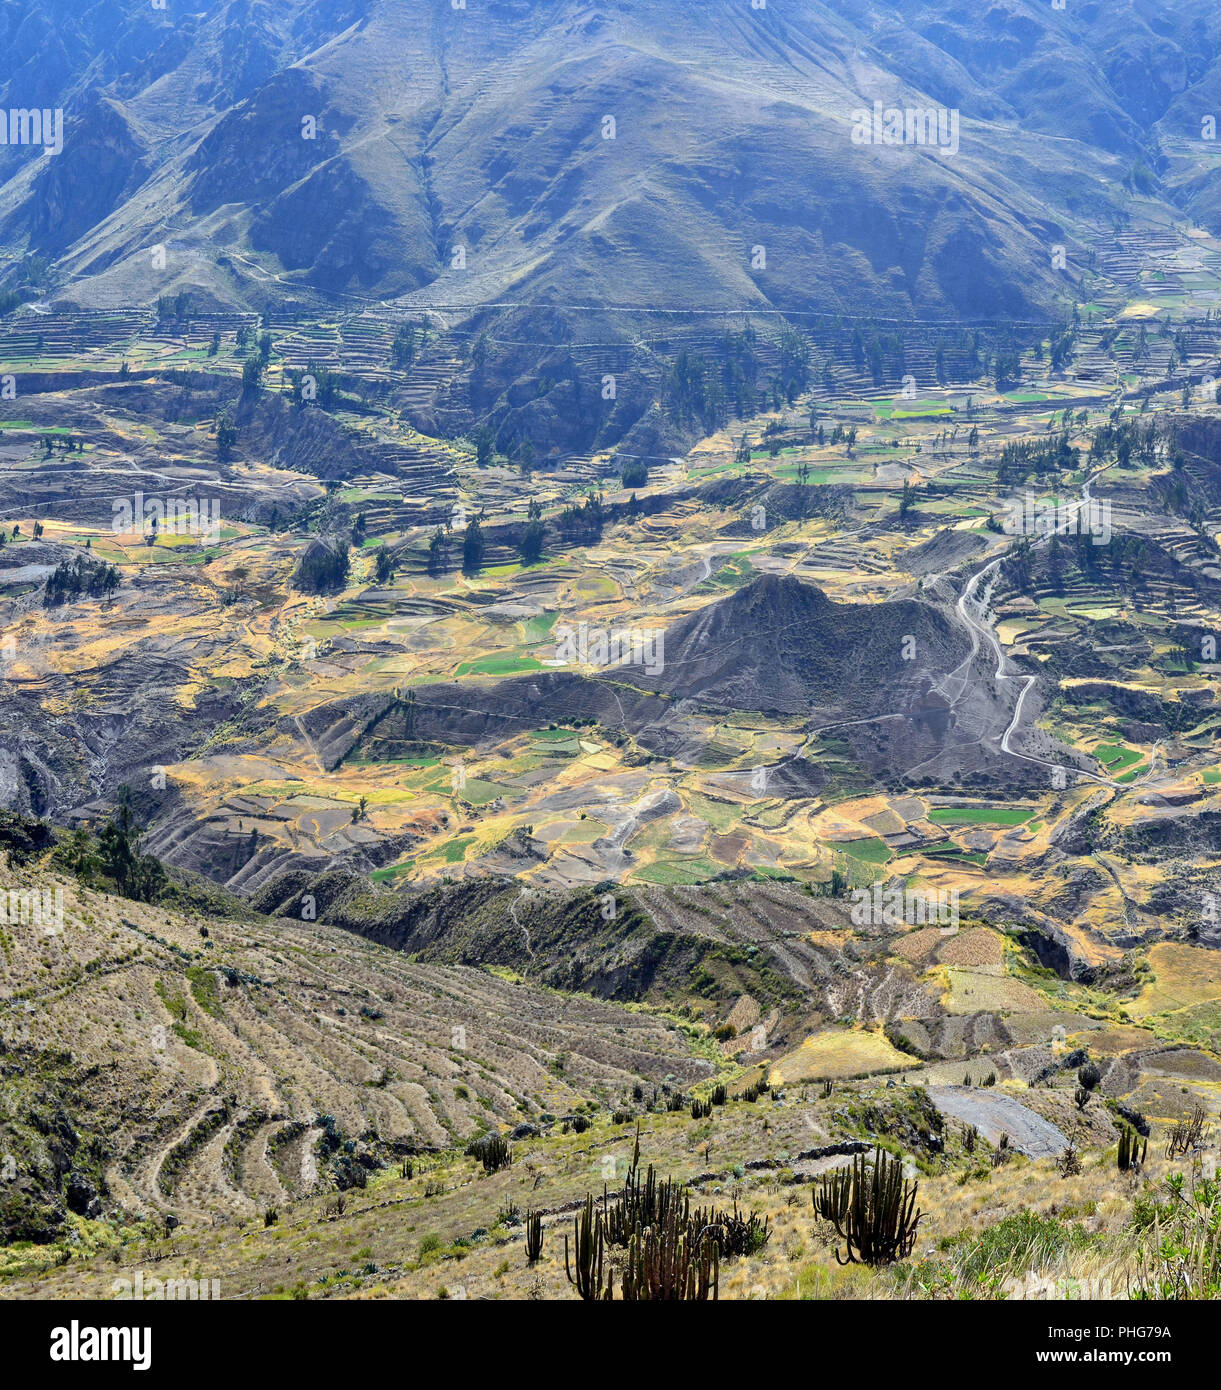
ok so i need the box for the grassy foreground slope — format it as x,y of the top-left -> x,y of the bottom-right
4,1053 -> 1215,1301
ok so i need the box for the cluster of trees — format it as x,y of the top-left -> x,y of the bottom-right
520,499 -> 545,565
993,347 -> 1022,390
216,412 -> 237,461
156,291 -> 192,321
850,326 -> 906,385
1088,417 -> 1159,470
620,458 -> 648,488
997,432 -> 1078,485
718,329 -> 762,419
293,538 -> 350,593
462,517 -> 484,575
40,434 -> 84,454
663,351 -> 726,433
557,492 -> 605,544
427,526 -> 450,576
663,327 -> 815,433
1002,531 -> 1156,597
61,794 -> 166,904
391,322 -> 431,368
473,427 -> 494,469
241,332 -> 274,396
1049,325 -> 1077,373
426,498 -> 570,576
44,556 -> 120,606
289,361 -> 340,410
775,326 -> 812,402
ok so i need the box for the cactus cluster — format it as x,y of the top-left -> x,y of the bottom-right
738,1078 -> 771,1104
467,1131 -> 512,1174
811,1145 -> 923,1267
1118,1125 -> 1148,1172
619,1203 -> 719,1301
525,1208 -> 544,1264
563,1125 -> 768,1299
565,1195 -> 612,1300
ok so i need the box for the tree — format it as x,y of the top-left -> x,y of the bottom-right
375,545 -> 393,584
65,827 -> 97,877
474,427 -> 494,469
216,413 -> 237,462
899,479 -> 916,519
462,516 -> 485,575
96,794 -> 165,903
470,333 -> 490,374
242,355 -> 264,396
427,527 -> 449,576
620,459 -> 648,489
520,519 -> 545,565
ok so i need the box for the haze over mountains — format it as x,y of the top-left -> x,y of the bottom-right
2,0 -> 1221,328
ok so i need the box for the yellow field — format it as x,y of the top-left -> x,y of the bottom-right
942,968 -> 1046,1015
1130,944 -> 1221,1020
769,1028 -> 913,1083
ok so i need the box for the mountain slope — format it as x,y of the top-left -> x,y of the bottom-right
2,0 -> 1218,322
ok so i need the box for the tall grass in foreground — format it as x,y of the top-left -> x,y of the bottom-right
884,1169 -> 1221,1301
1132,1171 -> 1221,1300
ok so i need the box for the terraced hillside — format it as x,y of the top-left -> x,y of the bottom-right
0,869 -> 710,1245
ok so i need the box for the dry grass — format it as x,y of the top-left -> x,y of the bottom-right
769,1028 -> 913,1084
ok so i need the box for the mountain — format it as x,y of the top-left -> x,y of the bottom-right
652,572 -> 965,718
2,0 -> 1220,324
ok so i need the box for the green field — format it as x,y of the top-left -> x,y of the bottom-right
921,842 -> 988,867
455,654 -> 544,677
631,857 -> 722,885
837,837 -> 892,864
1095,743 -> 1143,773
928,807 -> 1033,826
